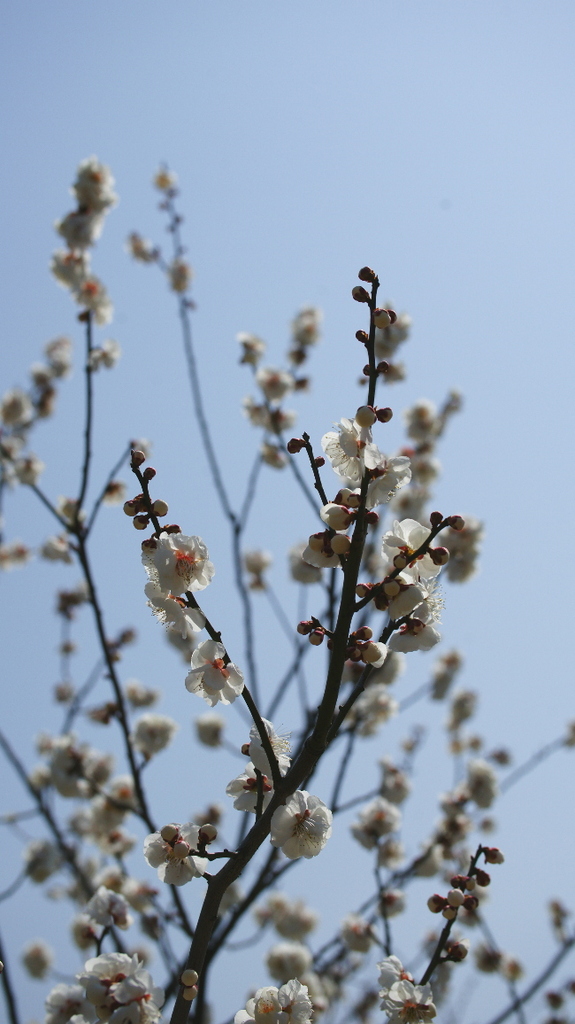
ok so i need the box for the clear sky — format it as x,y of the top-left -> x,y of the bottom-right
2,4 -> 575,1022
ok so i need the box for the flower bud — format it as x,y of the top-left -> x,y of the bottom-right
376,360 -> 390,375
123,500 -> 138,517
309,629 -> 325,646
133,515 -> 150,530
131,450 -> 146,467
173,841 -> 190,859
447,939 -> 469,961
352,286 -> 370,303
297,620 -> 313,635
161,824 -> 179,842
355,583 -> 372,598
355,330 -> 369,343
362,642 -> 385,664
152,499 -> 169,516
393,553 -> 409,570
181,969 -> 199,987
448,515 -> 465,531
483,846 -> 505,864
287,437 -> 306,454
314,456 -> 325,467
383,579 -> 401,598
353,626 -> 373,641
365,510 -> 379,525
463,895 -> 479,910
475,869 -> 491,887
358,266 -> 377,283
427,894 -> 447,913
199,824 -> 218,843
373,308 -> 392,329
447,888 -> 465,908
347,492 -> 361,508
308,533 -> 325,552
355,405 -> 376,428
143,467 -> 157,481
183,985 -> 198,1001
376,407 -> 393,423
429,546 -> 450,566
331,534 -> 351,554
442,907 -> 457,920
429,511 -> 443,528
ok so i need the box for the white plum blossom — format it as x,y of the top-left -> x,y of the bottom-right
40,534 -> 73,563
85,887 -> 133,930
131,714 -> 178,758
466,758 -> 499,808
55,210 -> 104,251
226,762 -> 274,813
377,955 -> 414,992
379,758 -> 411,804
72,157 -> 118,213
271,900 -> 319,941
168,257 -> 192,292
249,718 -> 291,777
341,914 -> 374,952
381,979 -> 436,1022
266,943 -> 313,983
126,232 -> 157,263
388,619 -> 441,654
145,580 -> 205,636
292,306 -> 322,348
22,938 -> 54,978
125,680 -> 159,708
351,797 -> 402,849
441,515 -> 483,582
154,168 -> 177,191
237,332 -> 266,365
185,639 -> 244,706
45,982 -> 94,1024
288,542 -> 322,584
78,951 -> 164,1022
0,540 -> 32,571
366,455 -> 412,509
195,711 -> 225,747
23,838 -> 62,882
404,399 -> 441,442
51,249 -> 91,290
256,367 -> 295,403
270,791 -> 332,860
382,519 -> 441,581
321,417 -> 382,486
349,686 -> 398,736
1,387 -> 33,427
45,336 -> 73,377
89,338 -> 121,371
261,441 -> 288,468
235,978 -> 313,1024
73,276 -> 113,325
143,822 -> 207,886
142,532 -> 214,596
14,453 -> 45,485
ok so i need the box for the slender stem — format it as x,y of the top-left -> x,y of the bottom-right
77,312 -> 94,512
0,929 -> 20,1024
500,737 -> 565,794
330,729 -> 356,811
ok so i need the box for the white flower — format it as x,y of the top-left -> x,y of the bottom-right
381,889 -> 406,918
40,535 -> 73,563
235,979 -> 313,1024
441,515 -> 483,582
404,399 -> 441,442
466,759 -> 499,808
45,982 -> 94,1024
185,639 -> 244,706
288,543 -> 322,584
351,798 -> 401,849
382,519 -> 440,581
78,951 -> 164,1022
73,276 -> 113,325
226,762 -> 274,813
22,938 -> 54,978
45,336 -> 73,377
195,711 -> 225,747
321,417 -> 382,486
125,680 -> 159,707
1,387 -> 33,427
153,168 -> 177,191
366,455 -> 412,509
377,955 -> 414,993
249,718 -> 291,777
71,914 -> 99,951
379,758 -> 411,804
142,532 -> 214,596
292,306 -> 322,348
131,714 -> 178,758
55,210 -> 104,251
89,339 -> 121,371
261,442 -> 288,468
349,686 -> 398,736
0,540 -> 32,570
256,367 -> 295,403
72,157 -> 118,213
51,249 -> 90,290
271,900 -> 319,941
388,619 -> 441,653
126,232 -> 157,263
341,914 -> 374,953
270,791 -> 332,859
23,838 -> 61,882
381,979 -> 436,1022
85,887 -> 133,930
143,822 -> 207,886
145,580 -> 205,636
266,943 -> 313,983
238,332 -> 266,365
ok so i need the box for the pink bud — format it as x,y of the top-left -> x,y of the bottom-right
358,266 -> 377,283
427,894 -> 447,913
430,546 -> 450,566
448,515 -> 465,531
352,286 -> 370,303
429,511 -> 443,528
309,630 -> 325,646
376,407 -> 393,423
131,449 -> 146,467
287,437 -> 305,454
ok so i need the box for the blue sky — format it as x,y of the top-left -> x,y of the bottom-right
2,4 -> 575,1022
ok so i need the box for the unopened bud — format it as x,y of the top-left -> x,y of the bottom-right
143,467 -> 156,481
450,874 -> 471,889
373,308 -> 392,329
199,824 -> 217,843
287,437 -> 306,454
331,534 -> 351,554
393,553 -> 409,570
133,515 -> 150,530
241,742 -> 250,756
463,895 -> 479,910
161,824 -> 179,842
131,450 -> 146,467
429,511 -> 443,528
164,523 -> 182,534
358,266 -> 377,283
376,361 -> 390,374
365,510 -> 379,525
308,534 -> 324,552
173,840 -> 190,859
355,330 -> 369,343
448,515 -> 465,531
376,407 -> 393,423
309,629 -> 325,646
430,546 -> 450,566
0,961 -> 3,973
383,579 -> 401,598
123,500 -> 138,517
314,456 -> 325,467
152,499 -> 169,516
483,847 -> 505,864
442,906 -> 457,920
181,969 -> 199,987
347,492 -> 361,508
475,869 -> 491,887
427,894 -> 447,913
355,583 -> 372,598
183,986 -> 198,1001
447,888 -> 465,908
447,940 -> 469,961
354,626 -> 373,641
355,405 -> 376,428
352,286 -> 370,303
297,620 -> 313,635
362,642 -> 384,664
